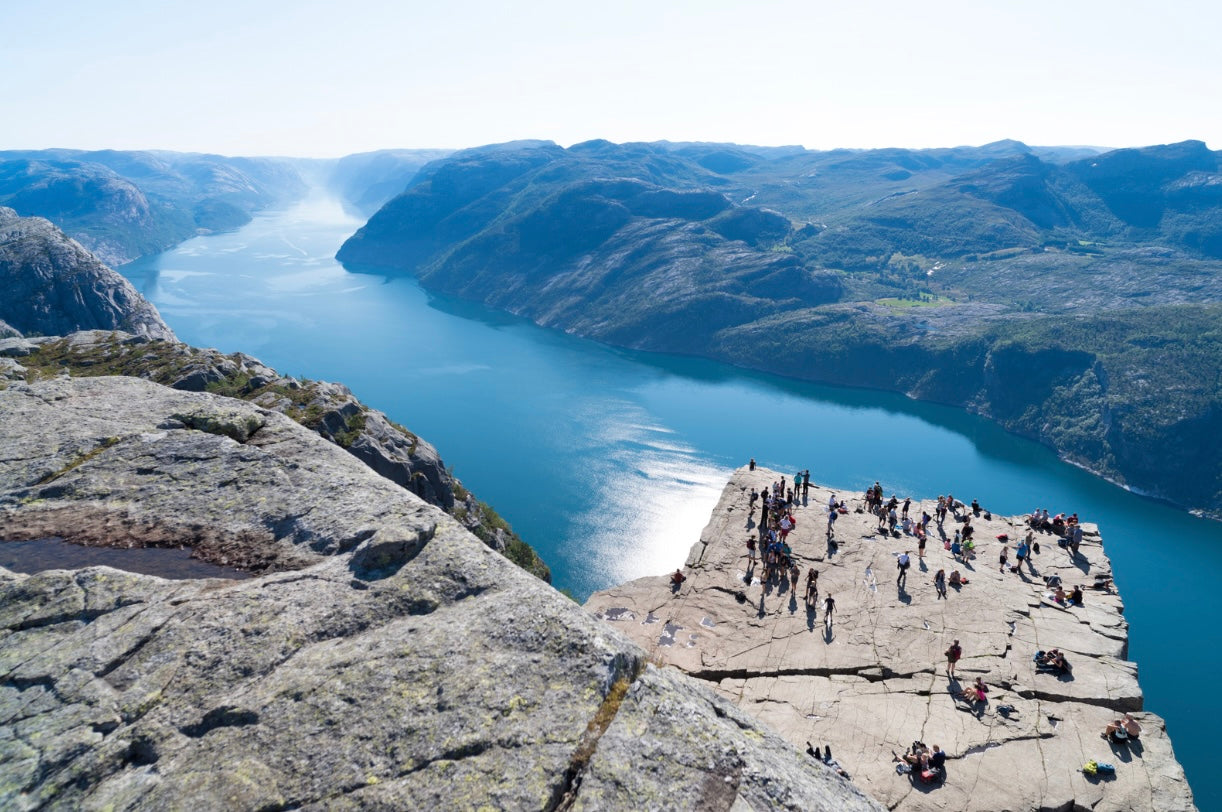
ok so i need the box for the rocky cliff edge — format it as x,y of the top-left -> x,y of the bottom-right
0,377 -> 880,811
586,468 -> 1196,811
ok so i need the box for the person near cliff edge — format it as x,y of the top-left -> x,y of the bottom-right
749,458 -> 755,471
945,639 -> 962,676
802,469 -> 811,498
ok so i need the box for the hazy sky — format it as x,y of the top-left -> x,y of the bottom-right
3,0 -> 1218,157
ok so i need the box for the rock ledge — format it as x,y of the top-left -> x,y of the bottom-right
587,468 -> 1196,811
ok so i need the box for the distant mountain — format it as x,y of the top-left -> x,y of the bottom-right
326,148 -> 455,215
0,150 -> 307,265
0,207 -> 173,340
336,138 -> 1222,517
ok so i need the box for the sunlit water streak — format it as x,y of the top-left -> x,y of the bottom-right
116,192 -> 1222,807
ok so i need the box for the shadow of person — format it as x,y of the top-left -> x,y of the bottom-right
758,591 -> 767,618
823,621 -> 834,643
918,559 -> 929,573
789,591 -> 798,614
806,603 -> 817,632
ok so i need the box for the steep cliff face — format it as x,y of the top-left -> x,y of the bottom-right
0,378 -> 881,812
587,468 -> 1197,811
0,209 -> 174,341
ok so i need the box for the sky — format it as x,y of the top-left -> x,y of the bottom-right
3,0 -> 1218,157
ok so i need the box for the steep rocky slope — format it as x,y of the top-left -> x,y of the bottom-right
0,378 -> 880,812
1,330 -> 547,581
0,209 -> 174,341
587,468 -> 1196,811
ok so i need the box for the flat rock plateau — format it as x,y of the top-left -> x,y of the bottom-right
587,468 -> 1196,812
0,377 -> 880,811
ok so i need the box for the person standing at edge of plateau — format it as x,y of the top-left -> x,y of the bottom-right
945,639 -> 962,677
749,458 -> 756,471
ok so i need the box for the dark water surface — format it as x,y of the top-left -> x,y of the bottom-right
1,538 -> 250,580
117,193 -> 1221,807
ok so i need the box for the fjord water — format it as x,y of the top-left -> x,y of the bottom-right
121,193 -> 1219,806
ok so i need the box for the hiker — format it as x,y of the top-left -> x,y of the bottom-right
789,563 -> 800,593
917,530 -> 926,559
945,639 -> 962,676
749,457 -> 755,471
902,497 -> 911,520
1069,585 -> 1084,606
823,594 -> 835,626
934,569 -> 947,599
745,535 -> 757,563
802,470 -> 811,498
948,570 -> 967,587
999,545 -> 1009,573
670,569 -> 686,587
896,551 -> 911,587
805,568 -> 819,603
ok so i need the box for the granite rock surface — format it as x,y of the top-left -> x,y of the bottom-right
0,379 -> 882,811
0,209 -> 173,341
0,330 -> 547,580
587,468 -> 1196,811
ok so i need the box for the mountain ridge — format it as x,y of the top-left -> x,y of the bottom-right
335,138 -> 1222,518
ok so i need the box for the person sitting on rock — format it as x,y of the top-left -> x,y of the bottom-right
948,570 -> 967,587
1103,714 -> 1141,742
1036,649 -> 1068,672
670,569 -> 686,590
958,677 -> 988,704
1069,585 -> 1084,606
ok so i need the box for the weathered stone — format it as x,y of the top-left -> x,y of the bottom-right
0,209 -> 174,341
8,331 -> 547,580
0,384 -> 880,811
587,468 -> 1197,811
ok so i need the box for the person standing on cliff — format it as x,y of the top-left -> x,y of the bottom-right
823,594 -> 835,629
897,552 -> 911,587
945,639 -> 962,677
802,470 -> 811,499
749,458 -> 756,471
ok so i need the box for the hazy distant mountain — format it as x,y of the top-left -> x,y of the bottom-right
326,148 -> 456,215
335,138 -> 1222,517
0,150 -> 307,265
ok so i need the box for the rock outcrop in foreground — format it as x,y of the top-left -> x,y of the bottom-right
0,209 -> 174,341
0,379 -> 880,811
587,468 -> 1196,811
0,330 -> 548,581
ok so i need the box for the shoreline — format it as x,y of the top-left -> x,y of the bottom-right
587,467 -> 1196,811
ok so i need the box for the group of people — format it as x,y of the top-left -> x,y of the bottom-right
1035,648 -> 1069,673
893,741 -> 946,782
1102,713 -> 1142,743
